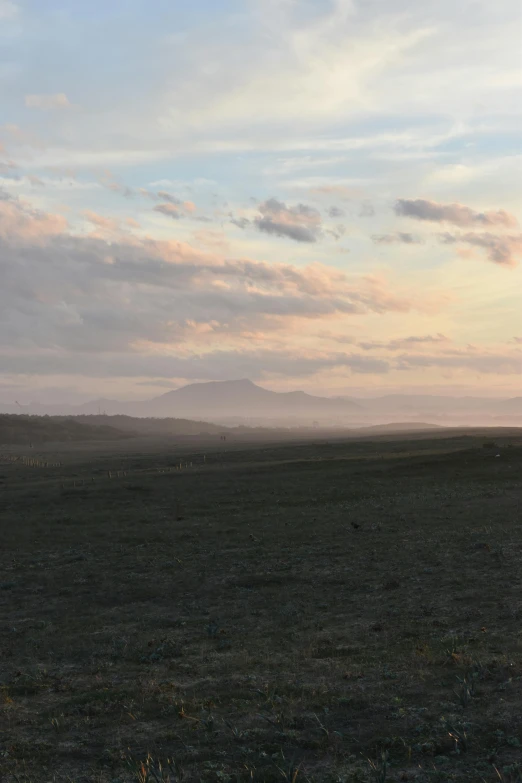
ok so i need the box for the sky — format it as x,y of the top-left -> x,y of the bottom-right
1,0 -> 521,403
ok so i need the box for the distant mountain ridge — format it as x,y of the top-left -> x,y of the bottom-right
0,380 -> 521,426
145,379 -> 362,419
0,379 -> 362,422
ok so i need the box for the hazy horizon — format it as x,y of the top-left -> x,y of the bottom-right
1,0 -> 521,402
1,377 -> 521,408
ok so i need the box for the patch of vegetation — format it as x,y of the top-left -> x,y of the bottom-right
0,413 -> 131,444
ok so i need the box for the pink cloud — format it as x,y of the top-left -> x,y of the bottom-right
0,196 -> 68,242
83,210 -> 120,234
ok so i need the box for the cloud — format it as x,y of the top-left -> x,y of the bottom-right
83,211 -> 121,234
372,232 -> 423,244
395,198 -> 518,228
254,198 -> 322,243
358,334 -> 451,351
0,195 -> 441,368
396,350 -> 521,375
327,206 -> 346,218
25,93 -> 73,111
2,343 -> 519,383
2,196 -> 517,387
326,225 -> 346,241
230,216 -> 250,229
154,203 -> 181,220
156,190 -> 181,204
98,172 -> 135,198
439,231 -> 522,266
98,179 -> 199,213
359,202 -> 375,217
98,179 -> 198,217
0,347 -> 392,381
153,201 -> 196,219
0,195 -> 67,241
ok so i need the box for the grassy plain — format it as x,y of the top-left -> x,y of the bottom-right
1,430 -> 521,782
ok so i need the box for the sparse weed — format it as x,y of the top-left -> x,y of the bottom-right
367,751 -> 388,783
454,672 -> 477,706
125,753 -> 184,782
447,724 -> 468,754
274,757 -> 302,783
491,763 -> 522,783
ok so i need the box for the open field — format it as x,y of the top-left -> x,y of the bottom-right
1,431 -> 521,782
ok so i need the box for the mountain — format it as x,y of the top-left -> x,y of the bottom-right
0,380 -> 362,424
145,379 -> 362,421
1,382 -> 521,427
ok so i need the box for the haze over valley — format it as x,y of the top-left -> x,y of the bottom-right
1,378 -> 520,428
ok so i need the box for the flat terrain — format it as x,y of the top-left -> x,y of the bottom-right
1,432 -> 521,782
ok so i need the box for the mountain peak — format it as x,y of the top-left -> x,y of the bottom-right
220,378 -> 256,387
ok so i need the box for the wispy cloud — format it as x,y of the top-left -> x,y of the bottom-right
396,349 -> 521,375
358,334 -> 451,351
372,232 -> 423,244
154,200 -> 196,220
395,198 -> 518,229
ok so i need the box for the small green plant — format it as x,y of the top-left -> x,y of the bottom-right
454,673 -> 476,706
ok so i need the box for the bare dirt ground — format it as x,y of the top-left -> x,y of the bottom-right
1,431 -> 521,782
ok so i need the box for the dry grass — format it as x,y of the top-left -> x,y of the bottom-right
1,432 -> 521,782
